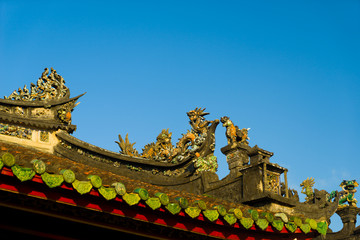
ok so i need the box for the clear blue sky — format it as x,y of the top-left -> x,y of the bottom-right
1,1 -> 359,231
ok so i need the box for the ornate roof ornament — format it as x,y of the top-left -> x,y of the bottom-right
300,177 -> 315,202
116,108 -> 219,166
4,68 -> 69,101
220,116 -> 250,146
328,180 -> 359,207
0,67 -> 84,134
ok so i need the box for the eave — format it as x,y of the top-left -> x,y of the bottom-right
0,142 -> 327,239
0,167 -> 318,240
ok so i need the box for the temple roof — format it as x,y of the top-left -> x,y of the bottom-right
0,68 -> 85,134
0,140 -> 328,237
0,68 -> 339,238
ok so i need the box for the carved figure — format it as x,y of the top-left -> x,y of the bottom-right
116,107 -> 218,166
300,177 -> 315,202
141,129 -> 174,161
116,133 -> 140,157
140,129 -> 197,161
220,116 -> 250,146
328,180 -> 358,207
187,108 -> 213,135
173,130 -> 196,156
141,143 -> 156,159
154,129 -> 174,159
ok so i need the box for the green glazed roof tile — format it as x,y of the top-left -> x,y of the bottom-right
123,193 -> 141,206
185,207 -> 201,219
98,186 -> 117,200
146,197 -> 162,210
203,209 -> 219,222
72,180 -> 93,195
11,165 -> 35,182
224,214 -> 237,225
256,218 -> 269,231
2,152 -> 16,167
31,159 -> 46,174
61,169 -> 76,183
41,172 -> 64,188
0,150 -> 327,235
240,217 -> 254,230
166,203 -> 181,215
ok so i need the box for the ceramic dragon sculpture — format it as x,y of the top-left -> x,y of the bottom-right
328,180 -> 358,207
116,107 -> 219,165
220,116 -> 250,146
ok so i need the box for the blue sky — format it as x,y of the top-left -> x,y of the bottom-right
1,1 -> 359,231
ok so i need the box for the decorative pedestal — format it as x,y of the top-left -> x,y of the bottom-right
221,143 -> 251,176
221,143 -> 290,207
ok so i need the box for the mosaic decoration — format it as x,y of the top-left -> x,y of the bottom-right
40,131 -> 49,142
57,101 -> 76,124
266,172 -> 280,193
4,67 -> 69,101
0,123 -> 32,140
57,108 -> 71,124
193,155 -> 218,174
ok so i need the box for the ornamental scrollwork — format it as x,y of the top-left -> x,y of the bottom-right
0,123 -> 32,140
4,67 -> 69,101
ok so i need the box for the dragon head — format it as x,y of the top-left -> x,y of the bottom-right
340,180 -> 358,192
220,116 -> 231,127
187,107 -> 209,122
